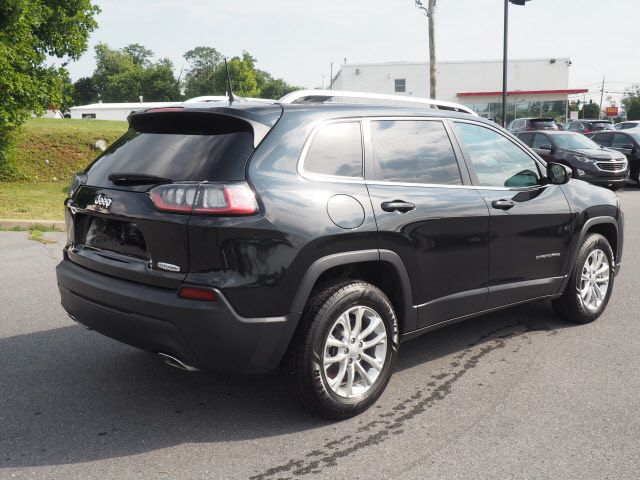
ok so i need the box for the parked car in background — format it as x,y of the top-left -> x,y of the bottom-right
614,121 -> 640,130
517,131 -> 628,189
564,119 -> 614,134
587,130 -> 640,185
508,117 -> 559,133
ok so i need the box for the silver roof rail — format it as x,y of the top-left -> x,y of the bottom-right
278,89 -> 477,116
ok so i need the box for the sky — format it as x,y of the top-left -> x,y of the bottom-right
64,0 -> 640,105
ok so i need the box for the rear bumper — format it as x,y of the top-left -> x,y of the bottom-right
56,255 -> 300,374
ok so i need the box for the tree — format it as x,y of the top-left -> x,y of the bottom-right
622,84 -> 640,121
183,46 -> 223,98
183,47 -> 298,99
72,77 -> 99,106
212,52 -> 260,98
91,43 -> 180,102
0,0 -> 99,178
582,102 -> 600,118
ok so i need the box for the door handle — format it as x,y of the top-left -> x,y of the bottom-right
491,199 -> 515,210
381,200 -> 416,213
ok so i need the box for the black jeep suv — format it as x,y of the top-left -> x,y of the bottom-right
56,93 -> 624,418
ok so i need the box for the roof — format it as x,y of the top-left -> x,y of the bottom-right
340,58 -> 571,68
458,89 -> 588,97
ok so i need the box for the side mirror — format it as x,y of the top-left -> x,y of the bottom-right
547,162 -> 571,185
620,144 -> 635,150
539,144 -> 553,151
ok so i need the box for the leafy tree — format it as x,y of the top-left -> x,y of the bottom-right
92,43 -> 179,102
622,84 -> 640,121
212,52 -> 260,98
72,77 -> 99,106
0,0 -> 99,178
256,69 -> 299,99
183,46 -> 223,98
581,102 -> 600,118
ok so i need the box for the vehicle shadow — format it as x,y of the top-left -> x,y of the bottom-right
1,301 -> 569,469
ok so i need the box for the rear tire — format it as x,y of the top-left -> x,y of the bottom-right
285,281 -> 399,419
552,233 -> 614,324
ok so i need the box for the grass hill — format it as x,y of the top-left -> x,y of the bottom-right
2,118 -> 128,183
0,118 -> 128,220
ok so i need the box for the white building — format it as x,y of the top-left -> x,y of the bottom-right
331,58 -> 587,123
69,102 -> 179,121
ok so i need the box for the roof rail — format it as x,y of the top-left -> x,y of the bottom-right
278,89 -> 477,116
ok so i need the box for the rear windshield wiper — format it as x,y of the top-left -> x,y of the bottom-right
108,173 -> 173,185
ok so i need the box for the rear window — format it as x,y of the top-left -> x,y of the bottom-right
86,115 -> 255,185
589,122 -> 613,130
530,119 -> 557,129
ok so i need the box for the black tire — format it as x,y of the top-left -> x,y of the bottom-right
552,233 -> 615,324
285,281 -> 399,419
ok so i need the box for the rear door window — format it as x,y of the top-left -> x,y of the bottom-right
369,119 -> 462,185
590,122 -> 613,131
303,122 -> 363,178
613,134 -> 632,148
517,133 -> 534,146
593,133 -> 612,147
532,133 -> 552,148
455,122 -> 541,188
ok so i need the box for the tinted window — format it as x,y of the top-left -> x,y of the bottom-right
86,128 -> 254,184
621,122 -> 638,130
304,122 -> 363,177
394,79 -> 406,93
370,120 -> 461,185
455,122 -> 541,188
532,133 -> 552,148
530,119 -> 557,129
593,132 -> 612,146
517,133 -> 534,146
613,134 -> 633,148
589,122 -> 613,131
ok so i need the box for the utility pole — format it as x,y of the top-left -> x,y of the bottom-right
415,0 -> 437,98
502,0 -> 531,127
329,62 -> 333,90
599,76 -> 605,119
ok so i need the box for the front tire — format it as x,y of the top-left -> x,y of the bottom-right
286,281 -> 399,419
552,233 -> 614,324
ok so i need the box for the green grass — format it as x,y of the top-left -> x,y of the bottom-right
0,182 -> 68,220
0,224 -> 63,244
4,117 -> 128,183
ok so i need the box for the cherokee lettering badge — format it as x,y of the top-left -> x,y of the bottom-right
94,193 -> 113,209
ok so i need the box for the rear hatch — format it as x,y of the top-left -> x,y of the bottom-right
65,105 -> 281,289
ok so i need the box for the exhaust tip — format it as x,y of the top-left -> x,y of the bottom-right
157,352 -> 201,372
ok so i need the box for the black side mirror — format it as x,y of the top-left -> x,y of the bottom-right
539,144 -> 553,151
547,162 -> 571,185
620,144 -> 634,150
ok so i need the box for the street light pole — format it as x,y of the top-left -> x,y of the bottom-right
502,0 -> 509,127
502,0 -> 530,128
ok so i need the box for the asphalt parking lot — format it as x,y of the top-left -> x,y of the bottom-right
2,188 -> 640,480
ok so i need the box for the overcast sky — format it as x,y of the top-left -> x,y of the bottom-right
65,0 -> 640,104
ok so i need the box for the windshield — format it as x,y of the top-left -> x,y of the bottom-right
551,133 -> 601,150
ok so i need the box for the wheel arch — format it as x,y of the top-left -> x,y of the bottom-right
289,249 -> 417,334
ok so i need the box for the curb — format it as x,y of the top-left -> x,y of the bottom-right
0,219 -> 65,230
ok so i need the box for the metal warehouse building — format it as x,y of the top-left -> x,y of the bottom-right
331,58 -> 587,123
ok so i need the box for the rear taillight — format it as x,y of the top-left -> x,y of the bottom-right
150,182 -> 259,216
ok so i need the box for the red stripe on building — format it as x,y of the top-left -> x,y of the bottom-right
457,89 -> 588,97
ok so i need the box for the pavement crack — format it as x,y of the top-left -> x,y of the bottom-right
251,323 -> 540,480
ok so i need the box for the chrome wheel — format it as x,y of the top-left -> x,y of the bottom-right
323,306 -> 388,398
579,249 -> 610,312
